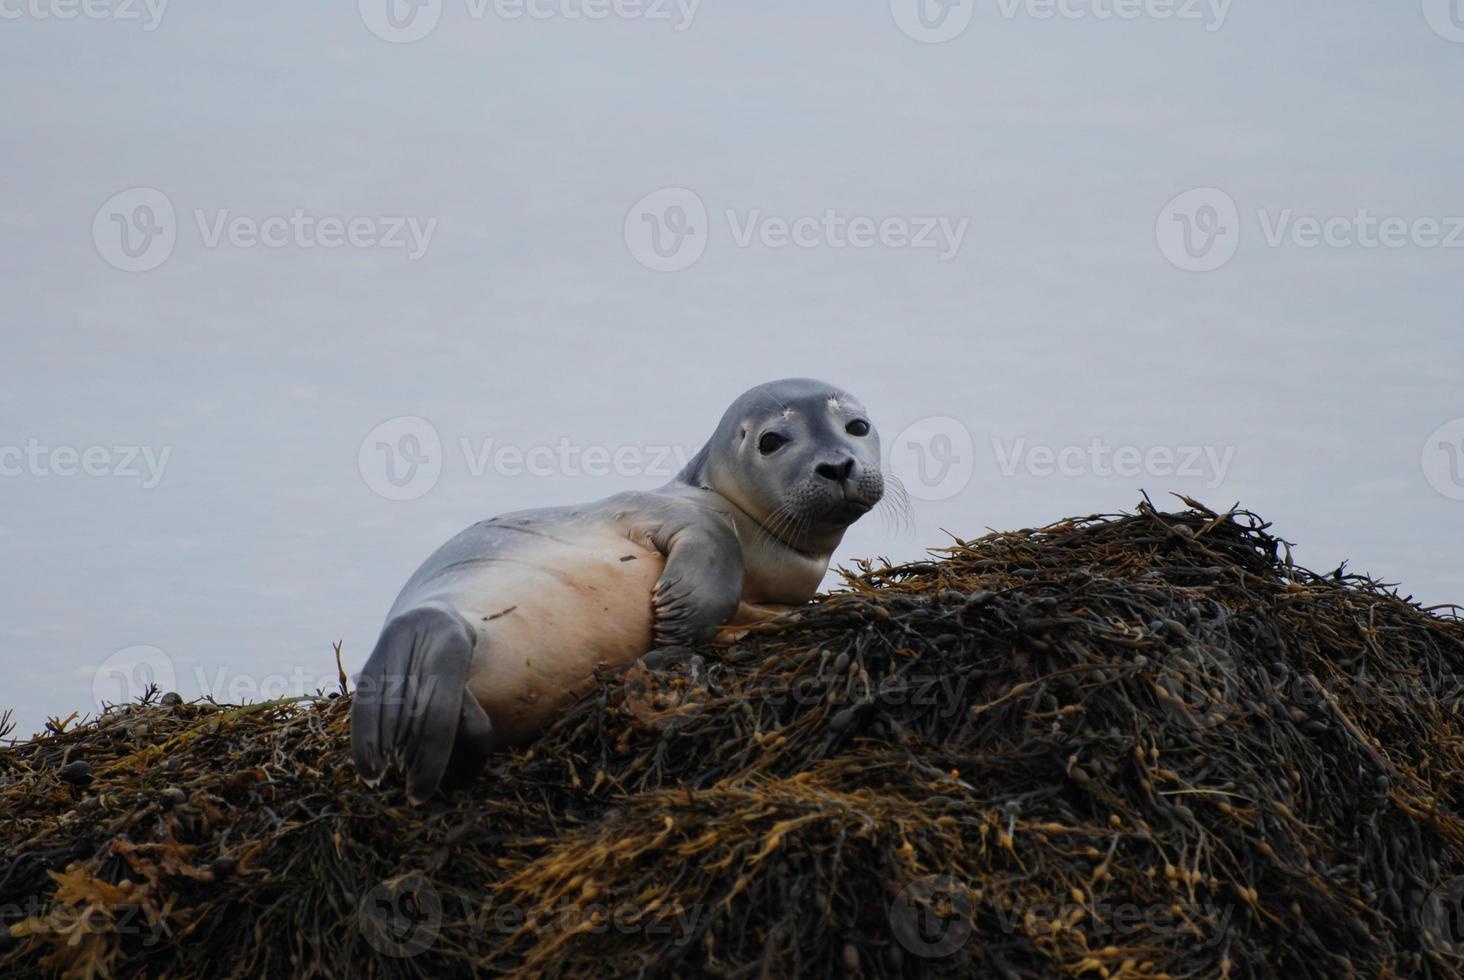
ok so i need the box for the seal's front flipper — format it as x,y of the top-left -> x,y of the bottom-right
651,514 -> 743,647
350,604 -> 495,802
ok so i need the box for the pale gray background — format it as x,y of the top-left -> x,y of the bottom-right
2,1 -> 1460,737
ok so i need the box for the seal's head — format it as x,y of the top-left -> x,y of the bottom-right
679,378 -> 884,555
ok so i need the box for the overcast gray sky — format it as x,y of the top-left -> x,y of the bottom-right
2,0 -> 1461,737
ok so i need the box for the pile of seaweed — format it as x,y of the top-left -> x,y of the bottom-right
5,498 -> 1464,979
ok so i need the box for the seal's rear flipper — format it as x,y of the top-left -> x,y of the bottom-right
350,604 -> 495,802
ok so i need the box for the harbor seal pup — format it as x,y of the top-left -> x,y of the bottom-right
351,378 -> 884,800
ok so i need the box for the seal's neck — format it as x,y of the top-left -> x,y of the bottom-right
729,504 -> 838,604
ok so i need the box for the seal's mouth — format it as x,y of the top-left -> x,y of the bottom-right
822,498 -> 874,523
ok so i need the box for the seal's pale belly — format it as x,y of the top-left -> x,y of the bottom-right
442,526 -> 664,744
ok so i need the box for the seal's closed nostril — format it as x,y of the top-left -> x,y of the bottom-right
815,458 -> 855,482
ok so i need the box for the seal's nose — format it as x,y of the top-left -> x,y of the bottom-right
815,458 -> 855,482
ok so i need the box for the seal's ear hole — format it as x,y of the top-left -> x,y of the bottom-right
846,420 -> 870,437
758,432 -> 788,455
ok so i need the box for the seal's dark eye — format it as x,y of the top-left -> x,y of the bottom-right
758,432 -> 788,455
846,420 -> 870,437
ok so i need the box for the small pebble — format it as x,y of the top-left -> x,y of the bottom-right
60,760 -> 93,786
